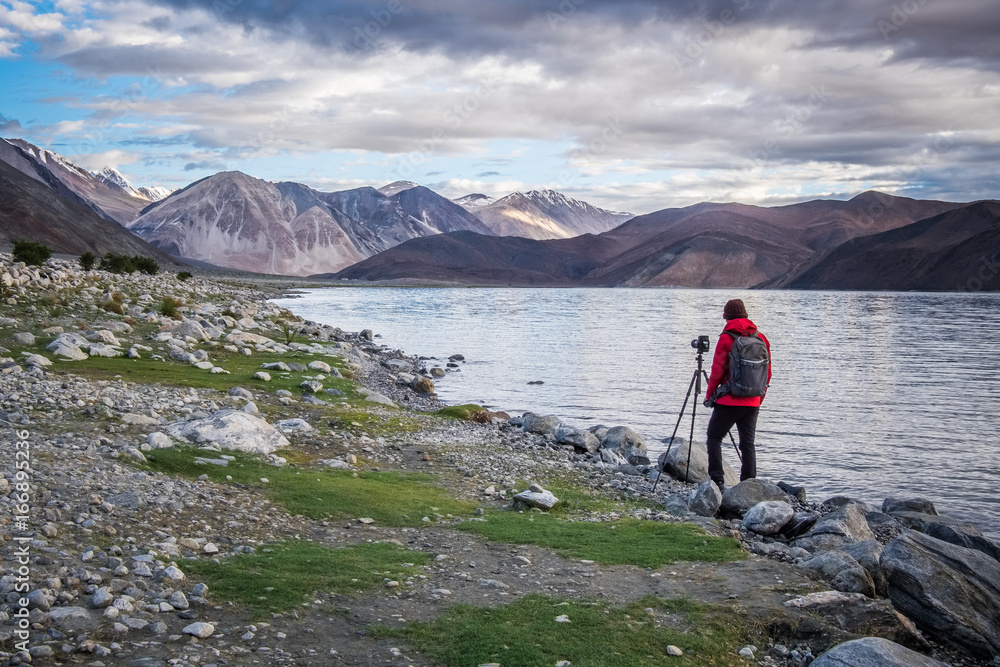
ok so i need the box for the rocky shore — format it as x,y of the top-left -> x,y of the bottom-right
1,254 -> 999,666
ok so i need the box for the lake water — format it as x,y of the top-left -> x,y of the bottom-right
272,287 -> 1000,539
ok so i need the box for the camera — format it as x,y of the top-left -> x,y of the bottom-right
691,335 -> 710,353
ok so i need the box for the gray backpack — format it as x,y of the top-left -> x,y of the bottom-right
722,331 -> 769,398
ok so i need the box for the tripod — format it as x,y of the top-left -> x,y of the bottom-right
653,348 -> 740,490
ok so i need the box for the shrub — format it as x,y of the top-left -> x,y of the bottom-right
79,252 -> 96,271
103,292 -> 127,315
132,256 -> 159,275
176,271 -> 193,281
98,253 -> 159,274
160,296 -> 184,319
12,240 -> 51,266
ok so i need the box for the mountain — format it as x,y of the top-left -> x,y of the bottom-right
0,138 -> 148,224
453,193 -> 495,209
377,180 -> 420,197
93,167 -> 172,202
468,189 -> 633,240
782,201 -> 1000,291
331,192 -> 979,289
0,158 -> 178,262
127,172 -> 493,276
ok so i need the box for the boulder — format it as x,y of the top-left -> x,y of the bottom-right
163,319 -> 210,342
791,503 -> 875,552
881,530 -> 1000,659
121,413 -> 159,427
89,343 -> 123,358
781,511 -> 819,539
599,448 -> 628,466
810,637 -> 948,667
743,501 -> 794,535
555,425 -> 601,453
275,418 -> 312,434
300,380 -> 323,393
47,606 -> 100,633
23,353 -> 51,367
719,478 -> 787,518
688,481 -> 722,517
308,360 -> 332,373
46,333 -> 89,360
12,332 -> 34,346
657,439 -> 738,486
521,412 -> 561,436
260,362 -> 291,372
888,511 -> 1000,562
413,377 -> 435,394
601,426 -> 646,452
229,387 -> 253,400
883,497 -> 937,515
799,550 -> 876,597
253,371 -> 271,382
513,483 -> 559,511
86,329 -> 121,346
166,409 -> 290,454
841,540 -> 887,597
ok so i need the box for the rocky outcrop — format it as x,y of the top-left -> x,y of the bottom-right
887,510 -> 1000,562
743,501 -> 794,536
719,479 -> 788,518
791,502 -> 874,552
783,592 -> 926,651
657,439 -> 737,487
521,412 -> 562,436
799,551 -> 876,597
881,530 -> 1000,659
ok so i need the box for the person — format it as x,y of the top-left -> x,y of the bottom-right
703,298 -> 771,491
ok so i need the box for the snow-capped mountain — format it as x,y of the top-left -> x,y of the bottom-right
469,189 -> 633,240
453,193 -> 496,209
0,138 -> 147,224
377,180 -> 420,197
94,167 -> 173,203
138,186 -> 172,202
128,172 -> 494,276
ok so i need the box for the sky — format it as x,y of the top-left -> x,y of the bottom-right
1,0 -> 999,214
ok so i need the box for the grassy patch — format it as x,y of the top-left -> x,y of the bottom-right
184,540 -> 432,618
48,350 -> 362,400
457,514 -> 743,567
144,447 -> 477,526
435,404 -> 486,420
371,594 -> 762,667
325,406 -> 422,436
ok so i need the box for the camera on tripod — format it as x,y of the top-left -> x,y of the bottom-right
691,335 -> 710,353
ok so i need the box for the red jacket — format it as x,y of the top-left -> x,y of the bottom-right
705,318 -> 771,407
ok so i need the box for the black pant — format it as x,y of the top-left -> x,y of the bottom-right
706,404 -> 759,488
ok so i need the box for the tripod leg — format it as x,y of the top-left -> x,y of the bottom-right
685,363 -> 704,484
653,368 -> 698,492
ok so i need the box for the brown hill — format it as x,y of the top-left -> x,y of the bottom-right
0,159 -> 177,262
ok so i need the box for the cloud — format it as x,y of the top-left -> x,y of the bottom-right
0,114 -> 22,133
424,170 -> 445,176
475,171 -> 501,178
184,159 -> 228,171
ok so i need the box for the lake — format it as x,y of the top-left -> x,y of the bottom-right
272,287 -> 1000,539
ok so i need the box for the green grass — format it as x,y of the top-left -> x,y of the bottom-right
144,447 -> 478,526
457,514 -> 743,567
184,540 -> 432,618
325,407 -> 423,436
371,594 -> 762,667
47,350 -> 362,400
435,404 -> 486,420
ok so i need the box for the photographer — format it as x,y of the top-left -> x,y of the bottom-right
703,299 -> 771,492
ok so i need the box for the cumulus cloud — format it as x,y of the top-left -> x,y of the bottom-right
0,114 -> 21,133
5,0 -> 998,210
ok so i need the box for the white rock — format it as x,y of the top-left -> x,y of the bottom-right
275,418 -> 312,433
183,622 -> 215,638
22,353 -> 51,367
89,343 -> 122,358
253,371 -> 271,381
147,432 -> 174,449
166,409 -> 290,454
307,360 -> 332,373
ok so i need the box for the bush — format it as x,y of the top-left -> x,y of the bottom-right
12,240 -> 51,266
160,296 -> 184,319
98,253 -> 159,274
103,292 -> 127,315
176,271 -> 193,281
79,251 -> 96,271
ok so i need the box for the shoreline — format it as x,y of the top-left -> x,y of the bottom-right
1,257 -> 997,666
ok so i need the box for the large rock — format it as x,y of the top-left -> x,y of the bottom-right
888,511 -> 1000,562
555,425 -> 600,453
841,540 -> 887,597
601,426 -> 646,452
46,333 -> 89,360
47,606 -> 100,633
719,478 -> 787,518
783,592 -> 926,651
791,503 -> 875,552
882,497 -> 937,515
521,412 -> 561,436
513,483 -> 559,511
166,409 -> 290,454
881,530 -> 1000,659
810,637 -> 949,667
657,439 -> 738,486
688,481 -> 722,517
743,501 -> 794,535
12,332 -> 35,346
799,550 -> 876,597
162,319 -> 210,342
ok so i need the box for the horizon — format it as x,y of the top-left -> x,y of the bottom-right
2,1 -> 998,213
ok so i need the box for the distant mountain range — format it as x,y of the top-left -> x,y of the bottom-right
1,136 -> 996,290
